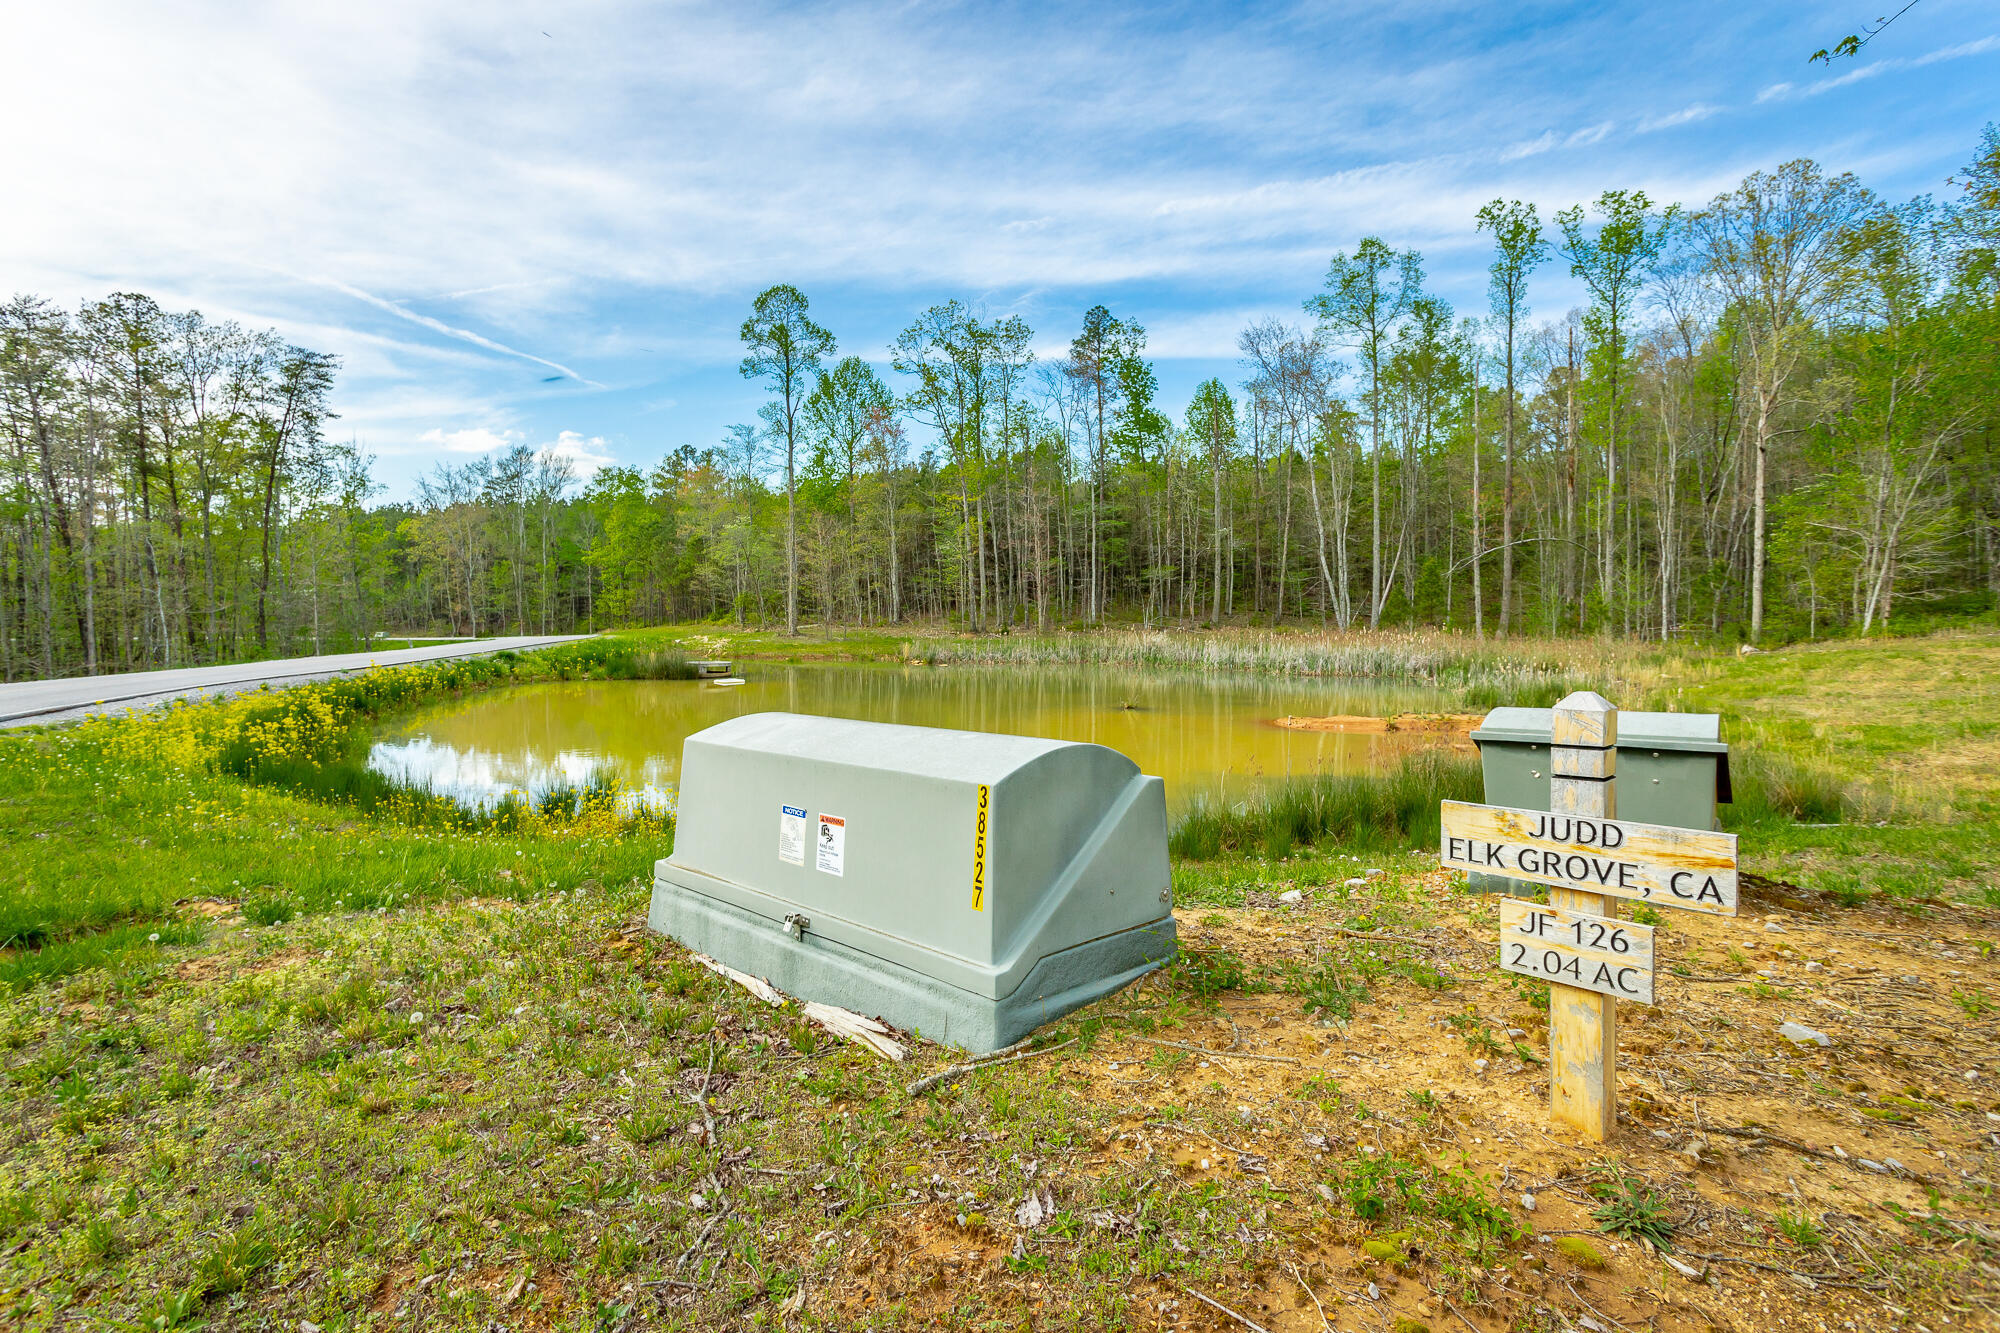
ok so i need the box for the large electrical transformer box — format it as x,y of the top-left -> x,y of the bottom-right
649,712 -> 1178,1053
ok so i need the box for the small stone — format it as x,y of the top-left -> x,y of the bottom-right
1366,1282 -> 1381,1301
302,1322 -> 322,1333
1882,1157 -> 1907,1174
1474,1058 -> 1490,1073
691,1192 -> 706,1210
1857,1159 -> 1887,1173
1507,1027 -> 1526,1038
1365,868 -> 1386,879
1778,1021 -> 1831,1047
1832,1145 -> 1848,1159
1345,877 -> 1367,889
1805,961 -> 1824,973
1662,1254 -> 1703,1280
1765,922 -> 1786,933
1278,889 -> 1304,906
1520,1192 -> 1537,1212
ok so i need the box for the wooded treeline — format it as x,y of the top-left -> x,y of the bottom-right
5,133 -> 1997,679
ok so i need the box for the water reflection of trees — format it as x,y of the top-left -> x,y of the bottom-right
369,665 -> 1458,812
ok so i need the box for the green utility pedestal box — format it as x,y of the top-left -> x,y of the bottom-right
650,712 -> 1177,1053
1467,707 -> 1732,895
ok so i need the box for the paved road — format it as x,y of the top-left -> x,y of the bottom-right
0,635 -> 596,728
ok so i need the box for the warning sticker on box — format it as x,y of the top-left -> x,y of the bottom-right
816,813 -> 846,876
778,805 -> 807,866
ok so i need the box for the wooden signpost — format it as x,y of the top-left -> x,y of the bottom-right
1441,803 -> 1738,915
1498,898 -> 1655,1004
1442,691 -> 1737,1142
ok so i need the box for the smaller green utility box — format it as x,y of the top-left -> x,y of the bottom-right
1467,707 -> 1732,896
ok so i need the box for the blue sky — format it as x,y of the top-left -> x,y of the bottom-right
6,1 -> 1995,497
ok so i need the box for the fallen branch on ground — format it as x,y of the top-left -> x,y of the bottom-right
1681,1252 -> 1888,1291
801,1001 -> 907,1061
906,1037 -> 1075,1095
1329,927 -> 1449,948
1127,1035 -> 1300,1065
1180,1284 -> 1271,1332
691,953 -> 783,1006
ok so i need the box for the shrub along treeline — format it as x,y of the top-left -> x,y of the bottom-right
4,130 -> 1996,681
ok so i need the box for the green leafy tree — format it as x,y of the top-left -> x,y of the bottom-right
1184,378 -> 1236,622
1307,237 -> 1422,628
1476,199 -> 1548,636
1684,163 -> 1871,639
1558,190 -> 1673,627
740,284 -> 835,635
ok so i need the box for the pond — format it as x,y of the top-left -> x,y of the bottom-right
366,663 -> 1468,814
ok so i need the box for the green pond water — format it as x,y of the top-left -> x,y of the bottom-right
365,663 -> 1461,813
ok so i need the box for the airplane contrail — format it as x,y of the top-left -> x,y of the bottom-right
307,275 -> 601,387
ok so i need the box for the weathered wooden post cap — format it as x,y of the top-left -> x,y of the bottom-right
1552,691 -> 1618,754
649,712 -> 1177,1053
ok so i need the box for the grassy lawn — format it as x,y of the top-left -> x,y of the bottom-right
3,627 -> 1997,1329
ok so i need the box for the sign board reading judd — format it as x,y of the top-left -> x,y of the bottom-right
1440,800 -> 1739,916
1498,898 -> 1655,1005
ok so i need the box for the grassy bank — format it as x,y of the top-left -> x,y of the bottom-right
660,623 -> 2000,907
653,623 -> 1684,708
9,625 -> 1996,993
1170,750 -> 1484,862
0,637 -> 694,989
3,626 -> 1997,1329
4,841 -> 1990,1331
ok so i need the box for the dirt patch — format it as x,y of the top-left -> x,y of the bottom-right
1272,712 -> 1484,735
857,873 -> 2000,1331
175,895 -> 243,919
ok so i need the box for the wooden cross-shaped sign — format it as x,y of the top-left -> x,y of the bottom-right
1441,691 -> 1738,1141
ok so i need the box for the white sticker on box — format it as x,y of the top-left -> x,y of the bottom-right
816,813 -> 846,876
778,805 -> 807,866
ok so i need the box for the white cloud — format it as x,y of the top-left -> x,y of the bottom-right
542,430 -> 616,478
1,2 -> 1986,497
1639,102 -> 1720,133
299,276 -> 599,386
1500,131 -> 1561,162
407,425 -> 615,479
1759,34 -> 1999,103
419,426 -> 520,455
1911,34 -> 2000,66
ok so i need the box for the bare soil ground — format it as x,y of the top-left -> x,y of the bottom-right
805,864 -> 2000,1333
1270,713 -> 1485,737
